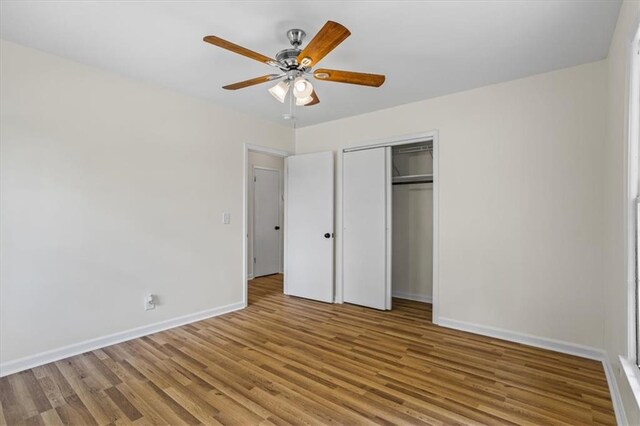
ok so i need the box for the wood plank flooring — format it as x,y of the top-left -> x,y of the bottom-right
0,274 -> 615,425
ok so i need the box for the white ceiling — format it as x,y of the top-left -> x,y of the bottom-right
0,1 -> 621,127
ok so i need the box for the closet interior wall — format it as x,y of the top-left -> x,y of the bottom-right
392,143 -> 434,302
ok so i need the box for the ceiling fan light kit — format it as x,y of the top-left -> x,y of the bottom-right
203,20 -> 385,116
268,80 -> 290,103
296,95 -> 314,106
293,77 -> 313,98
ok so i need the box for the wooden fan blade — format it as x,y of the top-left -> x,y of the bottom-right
223,74 -> 280,90
305,90 -> 320,106
313,69 -> 385,87
296,21 -> 350,68
204,35 -> 278,66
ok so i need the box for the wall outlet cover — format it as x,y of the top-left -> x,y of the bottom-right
144,294 -> 155,311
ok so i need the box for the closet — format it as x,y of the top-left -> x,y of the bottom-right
342,140 -> 434,310
391,143 -> 434,304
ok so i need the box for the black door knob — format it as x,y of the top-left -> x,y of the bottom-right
324,233 -> 331,239
275,226 -> 280,230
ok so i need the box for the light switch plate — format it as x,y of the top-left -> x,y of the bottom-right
223,212 -> 231,224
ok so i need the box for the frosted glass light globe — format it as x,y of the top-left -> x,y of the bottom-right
293,77 -> 313,99
295,80 -> 307,92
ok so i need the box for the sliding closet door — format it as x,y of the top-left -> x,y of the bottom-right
343,147 -> 391,310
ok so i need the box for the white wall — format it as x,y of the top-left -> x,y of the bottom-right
296,60 -> 607,349
247,151 -> 285,278
603,1 -> 640,423
392,184 -> 433,302
0,40 -> 294,368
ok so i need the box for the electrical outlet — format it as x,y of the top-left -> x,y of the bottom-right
144,294 -> 155,311
222,212 -> 231,224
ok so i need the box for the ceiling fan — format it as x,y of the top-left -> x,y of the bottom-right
203,21 -> 385,107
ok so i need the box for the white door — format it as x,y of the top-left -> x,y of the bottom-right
285,151 -> 334,303
343,147 -> 392,310
253,168 -> 281,277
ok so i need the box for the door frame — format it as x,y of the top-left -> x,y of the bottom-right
252,166 -> 282,278
341,130 -> 440,323
243,143 -> 293,307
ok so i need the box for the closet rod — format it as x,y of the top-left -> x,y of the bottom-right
392,174 -> 433,185
393,180 -> 433,186
343,137 -> 434,153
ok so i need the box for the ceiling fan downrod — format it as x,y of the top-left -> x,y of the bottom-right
286,29 -> 306,48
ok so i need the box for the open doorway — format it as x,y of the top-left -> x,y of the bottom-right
243,144 -> 292,306
249,158 -> 283,279
243,144 -> 335,307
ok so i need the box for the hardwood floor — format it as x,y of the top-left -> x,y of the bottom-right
0,274 -> 615,425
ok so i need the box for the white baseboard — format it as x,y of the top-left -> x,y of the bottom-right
0,301 -> 245,378
247,273 -> 254,280
438,317 -> 604,360
603,357 -> 628,426
392,292 -> 432,303
438,317 -> 626,425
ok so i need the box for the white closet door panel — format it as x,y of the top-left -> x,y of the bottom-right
285,151 -> 334,303
343,147 -> 391,310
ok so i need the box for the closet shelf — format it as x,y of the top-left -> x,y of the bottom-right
392,174 -> 433,185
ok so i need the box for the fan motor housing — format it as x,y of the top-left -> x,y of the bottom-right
276,48 -> 301,69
